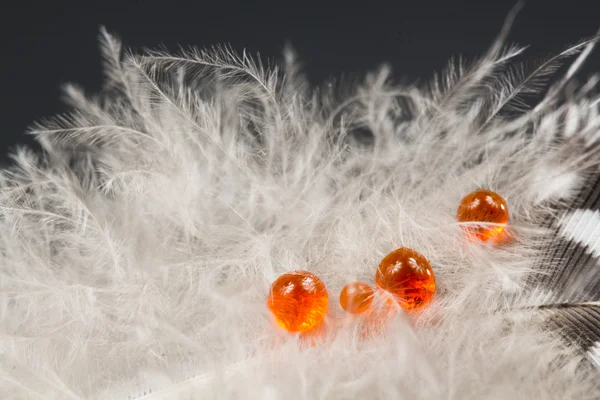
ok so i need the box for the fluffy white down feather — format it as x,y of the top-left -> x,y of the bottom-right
2,23 -> 600,399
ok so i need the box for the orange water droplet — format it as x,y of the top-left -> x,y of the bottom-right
339,282 -> 374,314
267,271 -> 328,332
375,247 -> 436,310
457,189 -> 509,242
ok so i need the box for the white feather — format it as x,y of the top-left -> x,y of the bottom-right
1,21 -> 600,399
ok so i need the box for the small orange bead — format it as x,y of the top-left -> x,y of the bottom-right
339,282 -> 374,314
375,247 -> 436,310
267,271 -> 328,332
457,189 -> 509,242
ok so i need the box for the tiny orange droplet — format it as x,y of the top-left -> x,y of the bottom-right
339,282 -> 374,314
267,271 -> 328,333
457,189 -> 509,242
375,247 -> 436,310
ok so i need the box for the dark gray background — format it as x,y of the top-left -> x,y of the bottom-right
2,1 -> 599,164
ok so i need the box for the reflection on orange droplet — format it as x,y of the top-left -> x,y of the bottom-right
267,271 -> 328,333
457,189 -> 509,243
299,320 -> 328,347
359,293 -> 401,339
375,247 -> 436,311
340,281 -> 374,314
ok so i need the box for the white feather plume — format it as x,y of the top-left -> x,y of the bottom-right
2,14 -> 600,399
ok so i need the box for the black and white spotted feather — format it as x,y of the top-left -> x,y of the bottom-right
1,8 -> 600,399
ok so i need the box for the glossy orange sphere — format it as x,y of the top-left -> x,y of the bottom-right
339,282 -> 374,314
267,271 -> 329,332
375,247 -> 436,310
457,189 -> 509,242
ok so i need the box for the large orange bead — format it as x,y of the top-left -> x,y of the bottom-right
339,282 -> 374,314
457,189 -> 509,242
375,247 -> 436,310
267,271 -> 328,332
